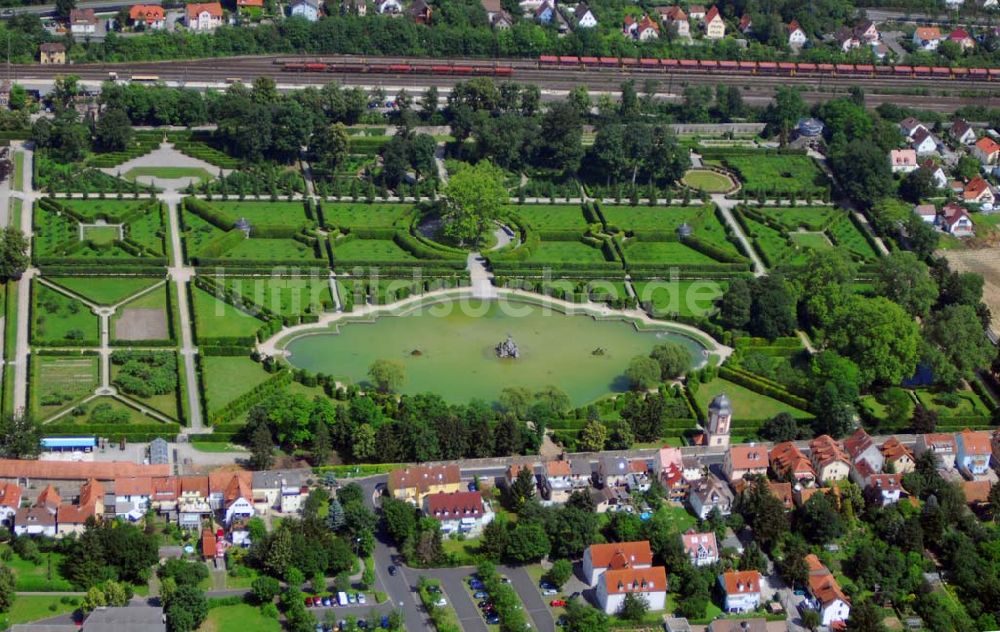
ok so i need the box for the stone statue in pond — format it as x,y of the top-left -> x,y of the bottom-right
495,334 -> 520,359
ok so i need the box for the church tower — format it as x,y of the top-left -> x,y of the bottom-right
704,393 -> 732,447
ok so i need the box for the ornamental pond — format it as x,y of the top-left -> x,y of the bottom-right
282,298 -> 707,406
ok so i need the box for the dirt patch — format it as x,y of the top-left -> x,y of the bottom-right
115,308 -> 168,341
939,248 -> 1000,336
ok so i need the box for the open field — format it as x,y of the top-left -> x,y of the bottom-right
223,238 -> 323,262
191,286 -> 265,340
46,277 -> 162,306
0,595 -> 79,628
740,209 -> 877,266
110,352 -> 181,421
202,356 -> 271,416
32,354 -> 99,419
789,232 -> 832,250
198,603 -> 280,632
915,388 -> 991,417
32,285 -> 99,346
940,248 -> 1000,336
68,396 -> 167,425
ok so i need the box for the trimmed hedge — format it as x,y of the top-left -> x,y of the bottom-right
207,369 -> 292,425
718,365 -> 810,410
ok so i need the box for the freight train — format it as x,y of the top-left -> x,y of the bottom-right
277,55 -> 1000,81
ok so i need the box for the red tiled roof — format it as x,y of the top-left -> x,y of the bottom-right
587,541 -> 653,569
424,491 -> 484,520
35,484 -> 61,509
129,4 -> 164,21
881,437 -> 913,463
0,482 -> 21,509
976,136 -> 1000,154
115,477 -> 152,497
545,461 -> 571,477
202,529 -> 217,558
70,8 -> 97,24
389,465 -> 461,494
179,476 -> 209,497
963,480 -> 991,504
964,177 -> 991,200
729,445 -> 768,471
770,442 -> 815,479
78,479 -> 103,511
152,477 -> 180,500
602,566 -> 667,595
768,481 -> 793,509
721,570 -> 761,594
958,428 -> 992,455
843,428 -> 875,460
805,555 -> 850,606
705,5 -> 721,22
682,531 -> 718,558
867,473 -> 902,493
810,435 -> 849,469
186,2 -> 223,18
57,503 -> 93,524
0,459 -> 169,481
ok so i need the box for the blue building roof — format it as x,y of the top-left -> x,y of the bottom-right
41,436 -> 97,449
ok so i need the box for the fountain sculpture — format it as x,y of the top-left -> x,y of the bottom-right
495,334 -> 520,359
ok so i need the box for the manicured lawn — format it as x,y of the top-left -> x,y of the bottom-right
915,388 -> 991,417
80,224 -> 120,245
47,277 -> 162,306
31,354 -> 98,420
694,377 -> 812,420
319,202 -> 411,229
622,240 -> 716,264
441,536 -> 482,566
110,353 -> 181,422
58,198 -> 151,220
632,279 -> 726,317
681,169 -> 734,193
723,154 -> 828,196
212,201 -> 311,229
601,205 -> 708,233
525,240 -> 613,264
198,603 -> 280,632
789,232 -> 832,249
202,356 -> 271,415
1,548 -> 75,592
0,595 -> 79,628
333,238 -> 417,262
191,441 -> 246,453
752,207 -> 839,232
223,237 -> 323,262
652,503 -> 697,533
510,204 -> 590,230
32,284 -> 100,346
67,396 -> 167,425
191,286 -> 265,340
13,151 -> 24,192
126,166 -> 214,182
223,277 -> 334,317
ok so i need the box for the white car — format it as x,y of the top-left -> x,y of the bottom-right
358,594 -> 367,605
435,598 -> 447,607
543,589 -> 557,596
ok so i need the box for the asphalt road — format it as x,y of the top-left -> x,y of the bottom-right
422,568 -> 490,632
501,565 -> 556,632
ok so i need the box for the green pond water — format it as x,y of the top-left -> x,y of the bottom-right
283,299 -> 706,405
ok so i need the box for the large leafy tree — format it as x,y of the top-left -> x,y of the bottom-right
923,304 -> 992,378
504,522 -> 551,563
749,274 -> 797,339
367,359 -> 405,393
829,140 -> 894,209
649,342 -> 692,380
536,101 -> 584,176
95,108 -> 134,152
828,296 -> 920,387
873,251 -> 938,318
441,159 -> 507,246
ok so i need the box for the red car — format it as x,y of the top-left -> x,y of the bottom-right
550,599 -> 566,607
304,596 -> 314,607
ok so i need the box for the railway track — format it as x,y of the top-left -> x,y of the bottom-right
10,55 -> 1000,111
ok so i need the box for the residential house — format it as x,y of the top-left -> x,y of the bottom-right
688,5 -> 706,20
596,485 -> 631,513
942,202 -> 976,236
913,26 -> 942,50
70,9 -> 98,34
914,204 -> 938,224
920,159 -> 949,188
870,41 -> 890,60
890,149 -> 918,173
682,456 -> 705,482
809,435 -> 851,484
342,0 -> 367,15
881,437 -> 916,474
177,476 -> 211,529
769,481 -> 794,510
951,119 -> 977,145
34,485 -> 61,512
656,447 -> 683,478
540,460 -> 573,504
149,477 -> 180,517
83,606 -> 167,631
738,13 -> 751,34
535,0 -> 555,23
770,442 -> 816,485
787,20 -> 807,47
833,27 -> 860,51
0,483 -> 21,527
656,6 -> 689,38
569,458 -> 594,489
14,507 -> 56,537
703,393 -> 732,447
916,433 -> 958,469
689,475 -> 734,519
596,567 -> 667,614
423,491 -> 493,535
289,0 -> 321,21
186,3 -> 224,30
900,117 -> 928,139
956,429 -> 993,477
129,5 -> 166,28
854,19 -> 879,42
251,469 -> 310,514
844,428 -> 885,474
624,14 -> 660,40
0,459 -> 169,485
794,486 -> 838,508
236,0 -> 264,14
949,28 -> 975,50
409,0 -> 432,23
114,477 -> 153,515
682,531 -> 719,566
963,177 -> 994,205
805,554 -> 851,625
704,6 -> 725,39
661,462 -> 691,502
39,42 -> 66,65
974,136 -> 1000,164
597,456 -> 631,488
209,470 -> 254,525
377,0 -> 402,13
911,128 -> 938,155
724,444 -> 769,482
993,430 -> 1000,472
582,540 -> 653,586
864,473 -> 904,506
574,2 -> 597,27
719,570 -> 762,613
388,464 -> 462,504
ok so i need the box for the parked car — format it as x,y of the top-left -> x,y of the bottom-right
348,593 -> 356,604
388,565 -> 397,576
305,596 -> 315,607
322,597 -> 332,607
380,615 -> 390,629
556,615 -> 568,627
434,598 -> 447,607
427,585 -> 441,594
469,579 -> 484,590
357,593 -> 366,605
539,582 -> 555,591
485,614 -> 501,625
550,599 -> 566,607
543,588 -> 557,596
357,620 -> 368,629
501,576 -> 511,584
473,591 -> 488,599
